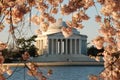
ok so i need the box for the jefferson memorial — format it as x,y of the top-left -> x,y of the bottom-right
34,19 -> 93,62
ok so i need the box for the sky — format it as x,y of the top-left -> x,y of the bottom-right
0,1 -> 101,44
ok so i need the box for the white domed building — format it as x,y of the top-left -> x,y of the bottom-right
34,19 -> 90,62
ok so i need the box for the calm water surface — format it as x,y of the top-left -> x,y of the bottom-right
5,66 -> 103,80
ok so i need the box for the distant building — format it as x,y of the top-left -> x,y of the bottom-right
35,20 -> 88,61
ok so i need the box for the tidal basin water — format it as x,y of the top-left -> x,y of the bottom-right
5,66 -> 103,80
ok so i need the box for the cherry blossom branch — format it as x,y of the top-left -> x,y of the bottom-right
6,63 -> 20,79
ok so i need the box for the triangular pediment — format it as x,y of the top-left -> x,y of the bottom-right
47,32 -> 63,36
46,32 -> 86,38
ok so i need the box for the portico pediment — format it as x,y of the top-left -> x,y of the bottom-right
46,32 -> 83,39
47,32 -> 63,37
47,32 -> 64,38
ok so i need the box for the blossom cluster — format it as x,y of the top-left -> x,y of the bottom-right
0,0 -> 120,80
0,42 -> 12,80
61,27 -> 72,38
27,62 -> 47,80
91,0 -> 120,80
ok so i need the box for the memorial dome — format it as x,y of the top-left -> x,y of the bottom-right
41,19 -> 80,35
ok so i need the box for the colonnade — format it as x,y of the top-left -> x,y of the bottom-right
36,40 -> 44,55
48,38 -> 81,55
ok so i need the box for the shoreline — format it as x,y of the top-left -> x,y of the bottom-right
3,61 -> 104,67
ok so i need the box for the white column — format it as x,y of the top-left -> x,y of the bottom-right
41,40 -> 43,54
77,39 -> 79,54
71,39 -> 74,54
70,39 -> 72,54
56,39 -> 58,55
36,40 -> 38,48
79,39 -> 81,54
50,39 -> 52,54
54,39 -> 56,55
51,38 -> 54,55
59,39 -> 61,54
73,39 -> 75,54
39,40 -> 41,53
66,39 -> 68,55
47,39 -> 49,54
53,39 -> 55,55
63,39 -> 65,54
58,40 -> 60,54
39,40 -> 41,55
60,39 -> 62,54
64,39 -> 66,54
38,40 -> 39,49
75,39 -> 77,54
36,40 -> 39,48
37,40 -> 39,49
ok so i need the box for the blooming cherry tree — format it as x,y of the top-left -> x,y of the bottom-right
0,0 -> 120,80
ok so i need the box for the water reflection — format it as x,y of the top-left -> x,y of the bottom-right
4,66 -> 103,80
